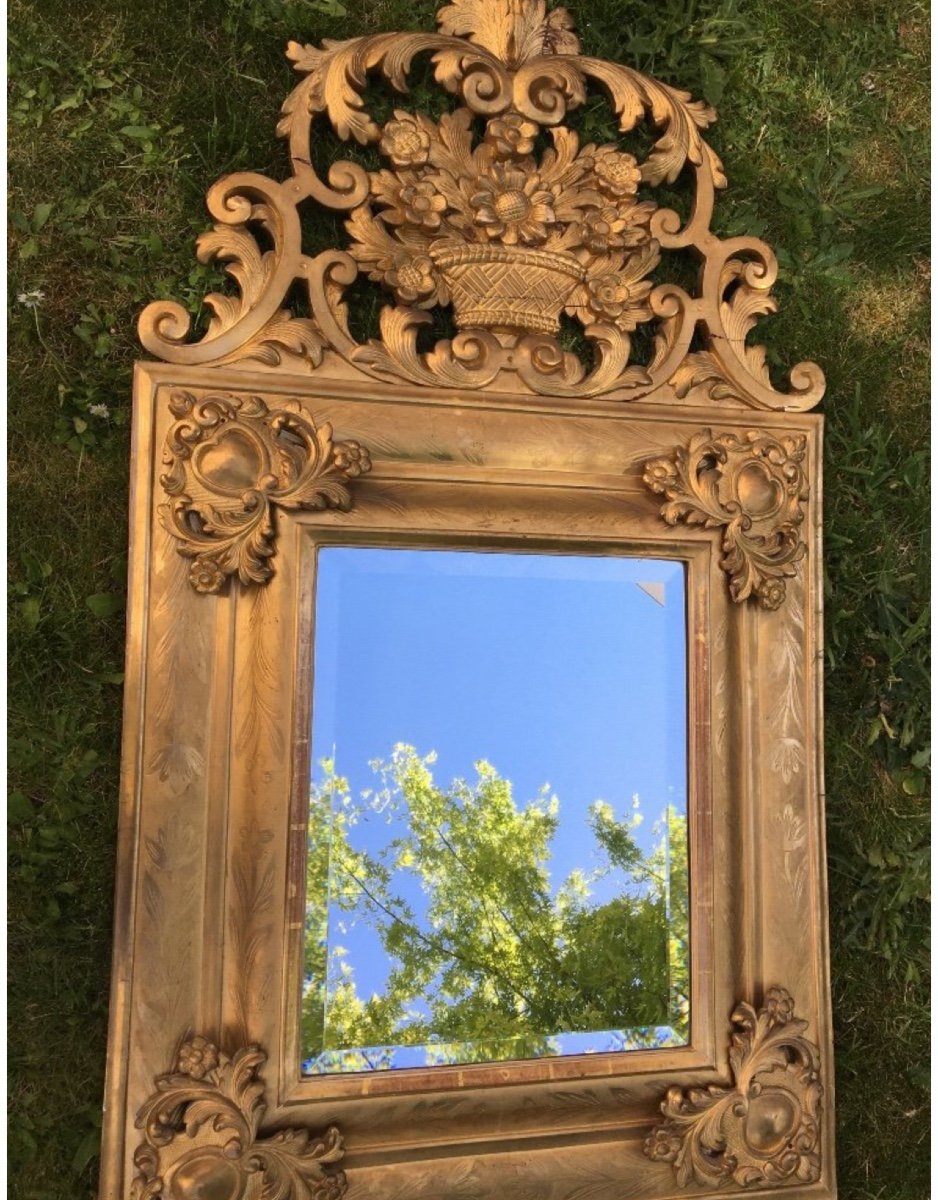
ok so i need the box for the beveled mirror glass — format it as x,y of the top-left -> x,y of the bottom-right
301,548 -> 688,1072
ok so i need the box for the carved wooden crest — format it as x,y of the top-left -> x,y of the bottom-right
138,0 -> 825,410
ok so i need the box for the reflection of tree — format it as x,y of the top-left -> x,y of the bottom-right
302,746 -> 689,1069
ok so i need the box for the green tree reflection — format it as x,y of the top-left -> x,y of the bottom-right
303,746 -> 688,1069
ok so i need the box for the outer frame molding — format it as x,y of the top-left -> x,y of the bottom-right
101,364 -> 831,1200
101,2 -> 833,1198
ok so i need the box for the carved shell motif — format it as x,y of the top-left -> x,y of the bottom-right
645,988 -> 822,1189
643,429 -> 809,609
137,0 -> 824,409
160,390 -> 371,593
132,1037 -> 346,1200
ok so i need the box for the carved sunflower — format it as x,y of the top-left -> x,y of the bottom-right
592,146 -> 643,199
468,163 -> 556,245
379,112 -> 431,167
484,113 -> 539,158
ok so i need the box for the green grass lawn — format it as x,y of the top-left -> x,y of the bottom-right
8,0 -> 929,1196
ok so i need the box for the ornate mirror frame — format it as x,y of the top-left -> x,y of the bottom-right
101,2 -> 833,1197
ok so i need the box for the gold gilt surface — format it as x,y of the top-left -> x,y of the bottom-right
100,1 -> 833,1198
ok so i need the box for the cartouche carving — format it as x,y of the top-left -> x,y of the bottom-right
644,988 -> 822,1189
137,0 -> 824,409
642,429 -> 808,610
132,1037 -> 346,1200
160,391 -> 371,593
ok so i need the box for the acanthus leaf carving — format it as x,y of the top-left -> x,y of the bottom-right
132,1036 -> 346,1200
642,428 -> 809,610
644,987 -> 822,1189
137,0 -> 823,410
159,391 -> 371,593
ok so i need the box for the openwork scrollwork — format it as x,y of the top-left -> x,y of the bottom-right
160,391 -> 371,593
132,1036 -> 346,1200
644,988 -> 822,1189
138,0 -> 824,409
643,429 -> 809,610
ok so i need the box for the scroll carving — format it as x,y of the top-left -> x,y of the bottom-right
132,1037 -> 346,1200
644,988 -> 822,1189
137,0 -> 824,410
642,429 -> 808,610
160,391 -> 371,593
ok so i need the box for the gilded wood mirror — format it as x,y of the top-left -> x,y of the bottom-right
101,2 -> 833,1196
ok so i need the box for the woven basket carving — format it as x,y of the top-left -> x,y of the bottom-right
430,244 -> 585,335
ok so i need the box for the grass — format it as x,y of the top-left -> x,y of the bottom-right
7,0 -> 929,1196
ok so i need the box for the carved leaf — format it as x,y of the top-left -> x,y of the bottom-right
437,0 -> 578,65
196,226 -> 276,335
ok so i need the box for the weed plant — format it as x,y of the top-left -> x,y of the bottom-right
8,0 -> 928,1196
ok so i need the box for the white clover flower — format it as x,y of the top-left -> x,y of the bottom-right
89,403 -> 110,419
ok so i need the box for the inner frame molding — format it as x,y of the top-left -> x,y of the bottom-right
101,2 -> 833,1198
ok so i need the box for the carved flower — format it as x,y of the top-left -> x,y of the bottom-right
580,205 -> 640,253
384,254 -> 439,305
583,272 -> 654,330
485,114 -> 539,158
315,1173 -> 348,1200
379,113 -> 431,168
177,1037 -> 219,1079
764,987 -> 795,1024
468,164 -> 556,245
332,441 -> 372,477
384,180 -> 447,230
643,1125 -> 682,1163
189,558 -> 226,594
757,579 -> 787,612
592,146 -> 643,199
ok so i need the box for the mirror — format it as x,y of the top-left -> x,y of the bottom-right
302,547 -> 689,1073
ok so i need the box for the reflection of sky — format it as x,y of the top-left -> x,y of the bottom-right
307,547 -> 687,1058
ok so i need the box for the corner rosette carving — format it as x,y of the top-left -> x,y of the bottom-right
132,1036 -> 346,1200
160,391 -> 371,593
136,0 -> 824,409
644,987 -> 822,1189
643,429 -> 808,609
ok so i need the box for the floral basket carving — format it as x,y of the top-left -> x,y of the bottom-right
137,0 -> 826,407
429,243 -> 585,335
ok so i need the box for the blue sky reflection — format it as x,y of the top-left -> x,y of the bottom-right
302,546 -> 688,1074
